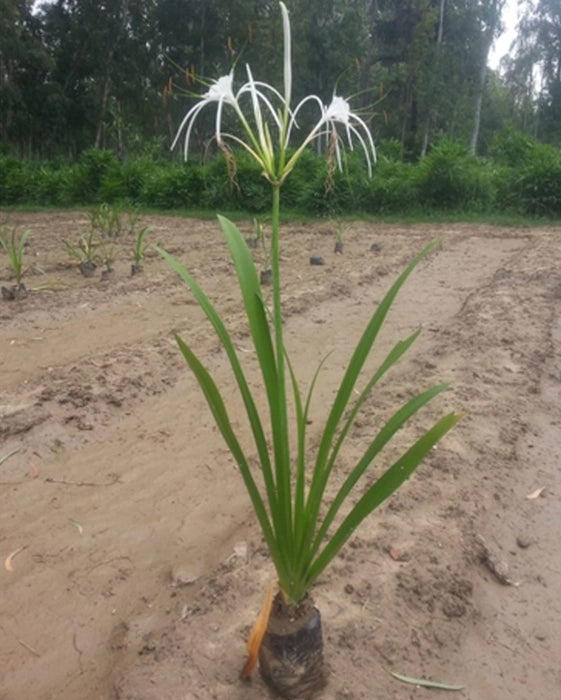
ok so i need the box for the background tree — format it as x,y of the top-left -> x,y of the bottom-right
469,0 -> 505,155
509,0 -> 561,144
0,0 -> 558,159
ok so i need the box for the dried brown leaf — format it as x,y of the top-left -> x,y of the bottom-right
526,486 -> 546,500
240,580 -> 275,680
4,546 -> 25,572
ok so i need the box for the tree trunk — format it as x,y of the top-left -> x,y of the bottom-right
469,0 -> 503,155
95,73 -> 111,150
469,60 -> 488,155
421,0 -> 446,156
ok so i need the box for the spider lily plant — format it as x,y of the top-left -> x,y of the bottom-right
160,1 -> 459,606
0,226 -> 30,285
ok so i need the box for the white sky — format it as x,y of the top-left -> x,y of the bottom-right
489,0 -> 524,70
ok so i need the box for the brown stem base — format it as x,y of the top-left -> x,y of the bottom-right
259,593 -> 326,699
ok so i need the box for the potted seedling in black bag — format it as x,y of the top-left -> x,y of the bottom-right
62,229 -> 99,277
0,226 -> 30,301
100,243 -> 116,281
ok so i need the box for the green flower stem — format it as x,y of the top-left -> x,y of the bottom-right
269,183 -> 294,595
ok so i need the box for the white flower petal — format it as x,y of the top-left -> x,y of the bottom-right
285,94 -> 324,147
323,95 -> 376,175
205,73 -> 236,104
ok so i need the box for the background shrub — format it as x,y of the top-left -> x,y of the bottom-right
70,149 -> 119,203
369,158 -> 419,214
415,139 -> 494,212
512,143 -> 561,217
140,162 -> 206,210
1,134 -> 560,220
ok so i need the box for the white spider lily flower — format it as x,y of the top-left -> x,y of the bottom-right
171,72 -> 237,159
170,68 -> 287,179
323,95 -> 377,176
283,94 -> 376,181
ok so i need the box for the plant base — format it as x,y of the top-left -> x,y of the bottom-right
259,593 -> 326,699
334,241 -> 343,254
131,263 -> 143,276
260,268 -> 272,285
1,283 -> 27,301
79,260 -> 97,277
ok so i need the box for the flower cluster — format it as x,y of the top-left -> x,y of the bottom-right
171,2 -> 375,185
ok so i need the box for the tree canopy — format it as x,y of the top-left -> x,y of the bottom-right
0,0 -> 558,160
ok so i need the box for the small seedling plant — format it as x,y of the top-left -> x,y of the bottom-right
251,217 -> 272,284
131,226 -> 149,270
89,202 -> 122,238
126,207 -> 142,237
333,217 -> 348,253
100,242 -> 116,272
159,2 -> 459,681
0,226 -> 30,285
62,229 -> 99,265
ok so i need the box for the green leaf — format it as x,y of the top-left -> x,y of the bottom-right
300,241 -> 439,566
155,245 -> 278,542
305,411 -> 461,587
173,332 -> 284,574
309,383 -> 451,561
285,348 -> 331,549
217,215 -> 293,561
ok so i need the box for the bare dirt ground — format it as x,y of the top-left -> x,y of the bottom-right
1,211 -> 560,700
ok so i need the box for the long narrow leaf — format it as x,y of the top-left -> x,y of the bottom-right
303,242 -> 439,558
295,330 -> 421,562
391,672 -> 465,691
310,241 -> 438,495
284,350 -> 331,550
17,229 -> 30,259
156,247 -> 278,530
173,333 -> 284,576
308,383 -> 451,560
217,215 -> 293,555
305,411 -> 461,587
284,353 -> 305,532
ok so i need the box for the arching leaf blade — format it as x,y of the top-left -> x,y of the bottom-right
305,411 -> 461,588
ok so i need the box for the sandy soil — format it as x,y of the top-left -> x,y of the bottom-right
1,211 -> 560,700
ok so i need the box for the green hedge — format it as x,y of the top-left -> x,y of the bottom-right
1,133 -> 560,218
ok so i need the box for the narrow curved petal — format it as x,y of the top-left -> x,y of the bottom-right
238,79 -> 286,133
171,100 -> 206,153
215,97 -> 225,145
348,111 -> 377,163
347,123 -> 374,175
285,94 -> 324,147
